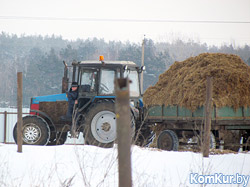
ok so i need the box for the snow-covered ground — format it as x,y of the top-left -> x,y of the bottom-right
0,143 -> 250,187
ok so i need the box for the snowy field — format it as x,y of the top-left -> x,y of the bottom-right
0,143 -> 250,187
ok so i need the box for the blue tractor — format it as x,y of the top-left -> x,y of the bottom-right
13,57 -> 146,147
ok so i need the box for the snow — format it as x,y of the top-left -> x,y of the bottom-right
0,143 -> 250,187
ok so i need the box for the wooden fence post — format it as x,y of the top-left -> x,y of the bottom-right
4,111 -> 7,144
115,78 -> 132,187
17,72 -> 23,153
203,76 -> 213,157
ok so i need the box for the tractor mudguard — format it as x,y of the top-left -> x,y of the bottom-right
30,109 -> 56,132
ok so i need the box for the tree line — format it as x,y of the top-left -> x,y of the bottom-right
0,32 -> 250,107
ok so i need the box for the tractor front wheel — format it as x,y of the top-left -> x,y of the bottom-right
13,115 -> 50,145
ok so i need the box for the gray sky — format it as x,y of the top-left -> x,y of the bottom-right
0,0 -> 250,46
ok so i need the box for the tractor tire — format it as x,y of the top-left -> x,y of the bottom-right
13,115 -> 50,145
157,130 -> 179,151
83,102 -> 135,148
84,102 -> 116,148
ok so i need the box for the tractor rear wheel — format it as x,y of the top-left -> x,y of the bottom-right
83,102 -> 135,148
13,115 -> 50,145
84,102 -> 116,148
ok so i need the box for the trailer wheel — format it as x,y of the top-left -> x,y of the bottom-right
157,130 -> 179,151
13,115 -> 50,145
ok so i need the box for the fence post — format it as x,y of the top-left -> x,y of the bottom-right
17,72 -> 23,153
203,76 -> 213,157
4,111 -> 7,143
115,78 -> 132,187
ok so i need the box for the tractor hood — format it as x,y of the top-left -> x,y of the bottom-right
31,93 -> 68,104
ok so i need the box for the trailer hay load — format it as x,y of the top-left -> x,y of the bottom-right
143,53 -> 250,152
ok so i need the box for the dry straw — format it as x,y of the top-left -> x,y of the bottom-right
143,53 -> 250,111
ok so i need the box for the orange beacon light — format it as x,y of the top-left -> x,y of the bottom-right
99,55 -> 104,62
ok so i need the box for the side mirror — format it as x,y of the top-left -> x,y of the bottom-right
123,65 -> 128,70
141,66 -> 146,71
138,66 -> 146,73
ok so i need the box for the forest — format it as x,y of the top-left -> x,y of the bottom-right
0,32 -> 250,107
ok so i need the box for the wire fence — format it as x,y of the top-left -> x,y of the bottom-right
0,108 -> 84,144
0,108 -> 29,143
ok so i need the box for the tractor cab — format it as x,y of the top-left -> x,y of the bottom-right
61,57 -> 145,146
63,57 -> 144,114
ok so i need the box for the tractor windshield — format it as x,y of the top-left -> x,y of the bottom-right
98,68 -> 140,97
99,69 -> 115,95
124,70 -> 140,97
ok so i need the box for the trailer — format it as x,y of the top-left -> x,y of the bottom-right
144,105 -> 250,151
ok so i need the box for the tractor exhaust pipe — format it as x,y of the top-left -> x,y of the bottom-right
62,61 -> 69,93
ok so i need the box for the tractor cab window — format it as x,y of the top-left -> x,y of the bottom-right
99,69 -> 115,95
124,70 -> 140,97
80,70 -> 97,92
